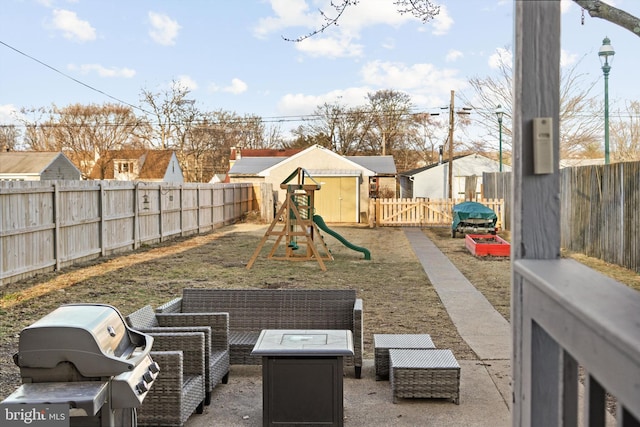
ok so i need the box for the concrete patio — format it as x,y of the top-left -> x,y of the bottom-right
183,228 -> 512,426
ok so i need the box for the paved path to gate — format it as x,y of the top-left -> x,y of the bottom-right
403,228 -> 512,409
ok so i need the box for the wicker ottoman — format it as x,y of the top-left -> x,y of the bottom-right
373,334 -> 435,380
389,349 -> 460,404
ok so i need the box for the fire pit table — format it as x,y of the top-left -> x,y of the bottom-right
251,329 -> 354,427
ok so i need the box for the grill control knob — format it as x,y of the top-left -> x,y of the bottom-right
148,362 -> 160,374
136,381 -> 149,394
143,371 -> 154,383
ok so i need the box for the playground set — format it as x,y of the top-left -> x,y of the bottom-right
246,168 -> 370,271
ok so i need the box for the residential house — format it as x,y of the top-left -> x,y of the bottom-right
227,144 -> 397,223
89,149 -> 184,183
399,153 -> 510,200
0,151 -> 81,181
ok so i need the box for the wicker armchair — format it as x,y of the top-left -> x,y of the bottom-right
139,332 -> 206,427
126,305 -> 230,406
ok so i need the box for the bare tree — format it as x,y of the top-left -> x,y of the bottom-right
366,89 -> 413,156
35,104 -> 142,178
295,101 -> 373,155
139,80 -> 193,150
462,50 -> 601,162
20,107 -> 60,151
610,101 -> 640,161
288,1 -> 639,41
575,0 -> 640,37
283,0 -> 440,42
0,124 -> 20,151
405,112 -> 446,166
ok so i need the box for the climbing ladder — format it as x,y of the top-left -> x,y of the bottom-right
246,168 -> 333,271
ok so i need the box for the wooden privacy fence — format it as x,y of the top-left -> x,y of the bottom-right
369,198 -> 505,228
485,161 -> 640,273
0,180 -> 259,286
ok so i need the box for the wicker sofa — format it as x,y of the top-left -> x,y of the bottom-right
157,288 -> 364,378
126,305 -> 230,406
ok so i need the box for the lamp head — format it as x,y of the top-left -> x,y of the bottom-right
598,36 -> 615,67
495,104 -> 505,123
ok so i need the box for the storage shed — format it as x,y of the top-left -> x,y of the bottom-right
228,145 -> 396,223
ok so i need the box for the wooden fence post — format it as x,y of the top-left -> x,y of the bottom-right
53,181 -> 60,271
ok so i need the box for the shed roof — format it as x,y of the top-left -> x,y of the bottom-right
228,146 -> 396,176
0,152 -> 69,174
345,155 -> 396,174
228,157 -> 283,175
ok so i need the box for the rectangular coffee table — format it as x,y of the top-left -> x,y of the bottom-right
251,329 -> 354,427
373,334 -> 435,380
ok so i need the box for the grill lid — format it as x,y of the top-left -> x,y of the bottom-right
16,304 -> 154,377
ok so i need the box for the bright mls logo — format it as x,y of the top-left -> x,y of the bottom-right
1,404 -> 68,426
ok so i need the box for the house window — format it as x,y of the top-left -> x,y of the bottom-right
116,161 -> 134,173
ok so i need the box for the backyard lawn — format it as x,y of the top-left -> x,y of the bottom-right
1,221 -> 637,401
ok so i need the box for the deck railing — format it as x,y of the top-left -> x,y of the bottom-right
513,259 -> 640,426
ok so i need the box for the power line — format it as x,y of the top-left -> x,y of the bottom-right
0,40 -> 152,115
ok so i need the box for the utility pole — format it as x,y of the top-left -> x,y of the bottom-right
448,90 -> 454,199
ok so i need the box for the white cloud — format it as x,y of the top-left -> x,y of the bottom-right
256,0 -> 417,58
253,0 -> 314,39
148,12 -> 181,46
361,60 -> 465,92
208,78 -> 248,95
177,75 -> 198,91
223,78 -> 248,94
561,0 -> 574,14
50,9 -> 96,42
0,104 -> 22,125
488,47 -> 512,69
431,4 -> 453,36
446,49 -> 463,63
277,58 -> 468,117
277,87 -> 370,116
295,35 -> 364,58
67,63 -> 136,78
560,49 -> 578,68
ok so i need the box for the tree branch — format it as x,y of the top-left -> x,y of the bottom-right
574,0 -> 640,37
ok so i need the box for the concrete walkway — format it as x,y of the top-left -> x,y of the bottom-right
404,228 -> 512,411
185,229 -> 512,426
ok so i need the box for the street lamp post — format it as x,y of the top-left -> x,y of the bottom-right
495,105 -> 505,172
598,36 -> 615,165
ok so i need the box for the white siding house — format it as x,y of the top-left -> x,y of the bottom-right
399,154 -> 510,200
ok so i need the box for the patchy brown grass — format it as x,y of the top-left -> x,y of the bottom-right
1,221 -> 638,402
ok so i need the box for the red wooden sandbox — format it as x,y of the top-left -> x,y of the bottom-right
465,234 -> 511,257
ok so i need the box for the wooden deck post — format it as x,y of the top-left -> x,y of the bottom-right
512,1 -> 562,425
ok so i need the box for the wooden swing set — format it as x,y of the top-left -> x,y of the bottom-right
246,168 -> 333,271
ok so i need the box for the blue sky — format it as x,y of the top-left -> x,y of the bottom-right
1,0 -> 639,138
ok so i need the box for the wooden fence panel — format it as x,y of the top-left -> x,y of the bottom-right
1,181 -> 258,286
212,184 -> 225,227
483,172 -> 512,231
560,162 -> 640,273
137,183 -> 162,245
57,181 -> 101,266
160,185 -> 182,240
102,181 -> 136,255
181,185 -> 200,236
0,182 -> 56,282
373,198 -> 504,228
197,186 -> 214,233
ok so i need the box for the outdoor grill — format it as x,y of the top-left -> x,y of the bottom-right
1,303 -> 159,427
